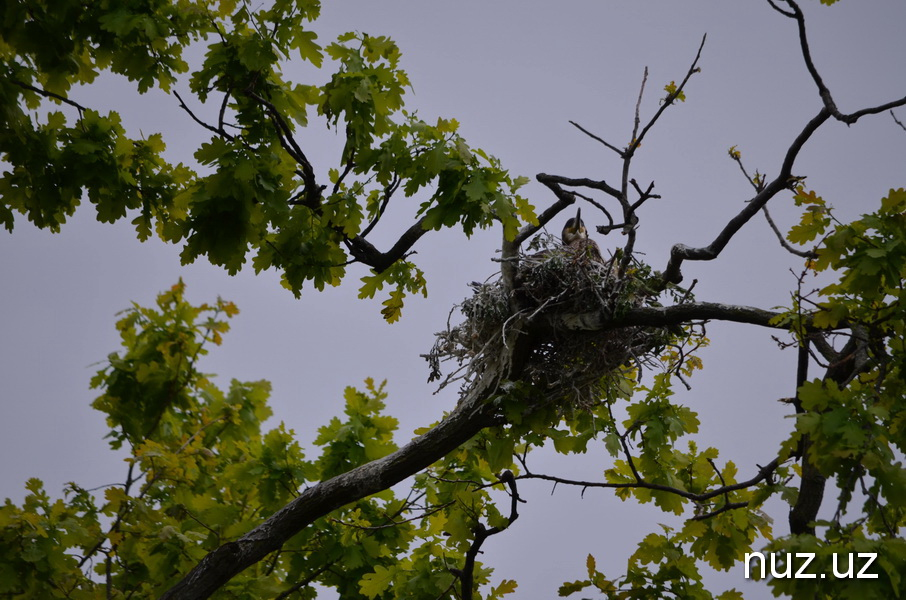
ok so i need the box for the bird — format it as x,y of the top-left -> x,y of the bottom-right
561,206 -> 602,262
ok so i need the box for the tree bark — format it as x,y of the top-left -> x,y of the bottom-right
789,335 -> 868,535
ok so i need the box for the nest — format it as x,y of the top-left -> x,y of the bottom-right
425,234 -> 678,411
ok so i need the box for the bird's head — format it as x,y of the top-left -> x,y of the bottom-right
561,206 -> 588,245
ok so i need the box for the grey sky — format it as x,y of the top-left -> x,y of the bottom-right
2,2 -> 904,597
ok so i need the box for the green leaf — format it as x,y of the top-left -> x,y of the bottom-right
291,29 -> 324,67
359,564 -> 395,599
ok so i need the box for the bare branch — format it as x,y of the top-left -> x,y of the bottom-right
664,1 -> 906,285
552,299 -> 846,334
629,178 -> 660,211
776,0 -> 906,125
766,0 -> 795,17
617,40 -> 703,273
662,107 -> 831,284
536,173 -> 622,201
569,120 -> 624,157
892,110 -> 906,132
573,190 -> 616,230
630,66 -> 649,148
762,205 -> 817,259
629,35 -> 705,157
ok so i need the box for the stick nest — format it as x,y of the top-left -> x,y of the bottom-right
425,235 -> 679,410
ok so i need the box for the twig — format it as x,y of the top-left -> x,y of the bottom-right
620,41 -> 704,273
11,78 -> 88,117
274,561 -> 336,600
762,205 -> 816,259
569,120 -> 624,157
630,66 -> 649,151
572,190 -> 615,230
359,175 -> 400,239
517,457 -> 781,505
728,148 -> 763,193
174,91 -> 233,140
630,36 -> 705,157
629,179 -> 661,211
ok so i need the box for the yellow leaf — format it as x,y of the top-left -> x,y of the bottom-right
490,579 -> 518,598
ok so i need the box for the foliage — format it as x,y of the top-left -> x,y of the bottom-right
0,0 -> 534,320
2,1 -> 906,599
0,283 -> 501,598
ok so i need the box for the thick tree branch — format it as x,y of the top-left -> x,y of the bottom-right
789,331 -> 872,535
772,0 -> 906,125
507,175 -> 580,248
536,173 -> 622,202
553,300 -> 816,333
345,216 -> 431,272
662,107 -> 830,283
160,386 -> 499,599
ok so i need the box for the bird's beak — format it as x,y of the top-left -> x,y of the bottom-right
575,206 -> 582,223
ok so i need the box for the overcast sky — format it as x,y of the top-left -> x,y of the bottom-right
2,2 -> 905,598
